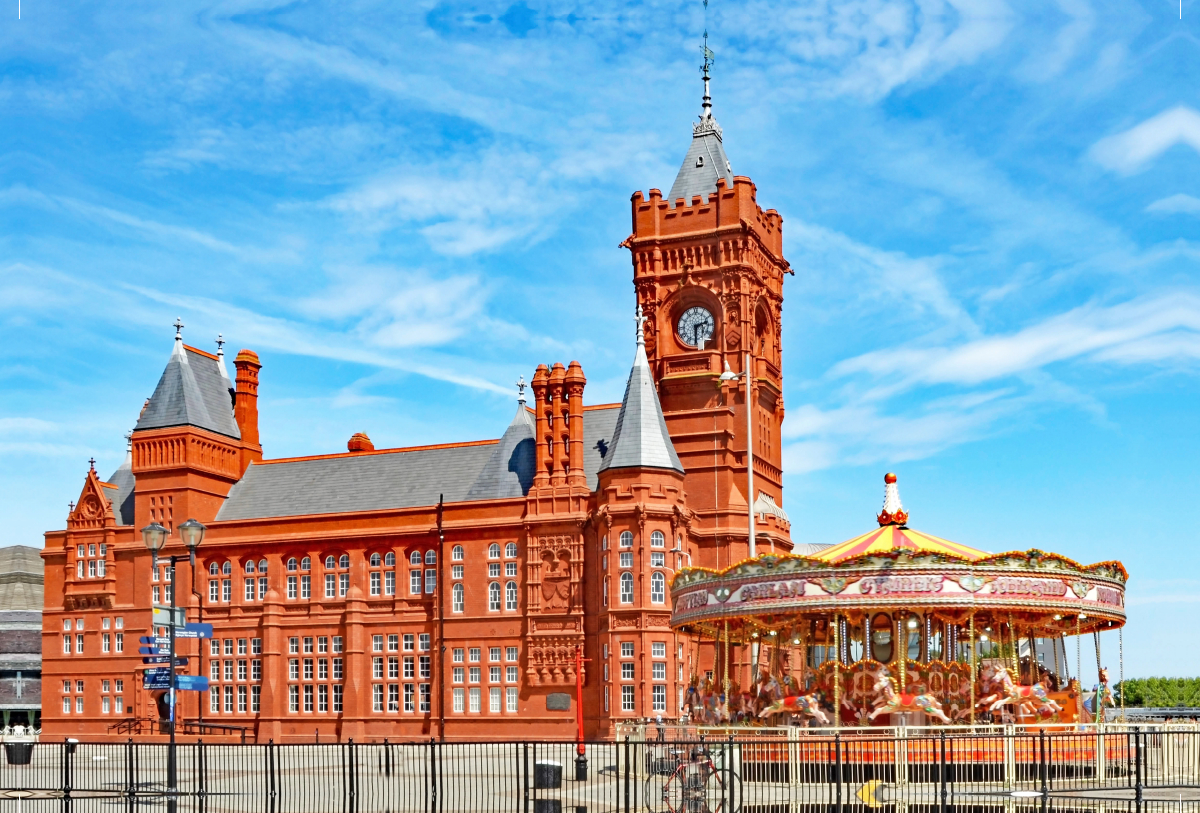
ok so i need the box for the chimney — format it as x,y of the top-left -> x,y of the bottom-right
531,365 -> 550,488
347,432 -> 374,453
565,361 -> 586,487
548,363 -> 567,486
234,349 -> 263,472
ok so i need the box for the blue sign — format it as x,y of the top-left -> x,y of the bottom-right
143,675 -> 170,690
175,675 -> 209,692
142,657 -> 188,666
142,667 -> 171,678
175,623 -> 214,639
139,646 -> 170,656
140,636 -> 171,645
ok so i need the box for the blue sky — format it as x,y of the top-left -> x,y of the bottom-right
2,0 -> 1197,680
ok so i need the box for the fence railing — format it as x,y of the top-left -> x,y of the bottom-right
0,728 -> 1197,811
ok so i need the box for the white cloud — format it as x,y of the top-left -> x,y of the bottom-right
1089,106 -> 1200,175
832,293 -> 1200,389
1146,194 -> 1200,216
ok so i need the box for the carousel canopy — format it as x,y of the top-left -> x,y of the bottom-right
812,525 -> 988,564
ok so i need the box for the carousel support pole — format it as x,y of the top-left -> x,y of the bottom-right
1076,614 -> 1082,728
897,616 -> 906,696
1094,631 -> 1104,725
969,614 -> 976,728
833,613 -> 841,729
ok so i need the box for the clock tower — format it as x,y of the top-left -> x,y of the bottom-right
621,64 -> 792,567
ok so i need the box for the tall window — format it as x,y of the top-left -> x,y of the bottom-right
505,581 -> 518,611
410,571 -> 421,595
650,572 -> 665,604
452,584 -> 464,613
619,572 -> 634,604
621,685 -> 635,712
488,582 -> 501,611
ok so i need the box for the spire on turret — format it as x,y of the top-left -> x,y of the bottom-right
666,28 -> 735,205
598,305 -> 683,474
135,320 -> 241,440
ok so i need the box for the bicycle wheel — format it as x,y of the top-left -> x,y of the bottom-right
703,764 -> 742,813
644,771 -> 673,813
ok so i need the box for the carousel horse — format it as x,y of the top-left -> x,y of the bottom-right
982,665 -> 1062,716
1092,667 -> 1116,721
753,673 -> 784,717
758,693 -> 831,725
868,670 -> 953,723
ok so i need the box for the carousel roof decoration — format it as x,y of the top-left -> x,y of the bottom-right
668,471 -> 1128,640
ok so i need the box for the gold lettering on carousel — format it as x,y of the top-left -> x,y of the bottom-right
860,575 -> 943,595
1096,587 -> 1122,606
988,577 -> 1068,598
675,591 -> 710,611
739,579 -> 807,602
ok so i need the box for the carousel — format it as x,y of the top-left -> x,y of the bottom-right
669,474 -> 1128,728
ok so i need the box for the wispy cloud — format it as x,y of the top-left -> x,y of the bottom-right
1146,194 -> 1200,216
1089,106 -> 1200,175
832,293 -> 1200,390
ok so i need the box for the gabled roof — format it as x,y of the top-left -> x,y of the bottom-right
135,338 -> 240,440
215,406 -> 623,521
599,332 -> 683,475
102,451 -> 135,526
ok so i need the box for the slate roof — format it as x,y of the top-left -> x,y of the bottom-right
666,116 -> 734,205
464,404 -> 535,500
103,452 -> 136,526
135,339 -> 240,440
599,341 -> 683,474
214,406 -> 624,521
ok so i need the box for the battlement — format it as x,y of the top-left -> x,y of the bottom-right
629,176 -> 783,257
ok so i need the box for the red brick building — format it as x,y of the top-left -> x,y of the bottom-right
41,77 -> 798,742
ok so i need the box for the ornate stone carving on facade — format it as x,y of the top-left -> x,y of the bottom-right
540,549 -> 572,612
526,635 -> 584,685
610,615 -> 640,629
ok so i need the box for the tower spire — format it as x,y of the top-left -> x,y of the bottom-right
700,30 -> 714,121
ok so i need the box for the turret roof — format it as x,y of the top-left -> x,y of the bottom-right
666,63 -> 734,205
598,309 -> 684,475
135,336 -> 240,440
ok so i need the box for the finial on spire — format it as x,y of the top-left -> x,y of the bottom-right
635,304 -> 647,347
516,375 -> 527,406
216,333 -> 225,355
699,30 -> 714,121
173,317 -> 184,340
124,431 -> 133,452
88,457 -> 96,471
877,472 -> 909,527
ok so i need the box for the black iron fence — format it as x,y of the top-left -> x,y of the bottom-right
0,727 -> 1198,811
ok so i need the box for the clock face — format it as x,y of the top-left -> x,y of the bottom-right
677,306 -> 716,349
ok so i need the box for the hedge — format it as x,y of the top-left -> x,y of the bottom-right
1115,677 -> 1200,707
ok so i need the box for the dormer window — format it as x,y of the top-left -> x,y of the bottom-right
696,155 -> 704,167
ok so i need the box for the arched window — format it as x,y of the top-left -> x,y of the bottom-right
488,543 -> 501,559
410,551 -> 421,566
620,531 -> 633,548
650,572 -> 665,604
287,558 -> 298,572
325,556 -> 335,570
505,581 -> 518,611
488,582 -> 501,611
452,583 -> 464,613
208,563 -> 218,576
425,550 -> 436,565
338,554 -> 349,569
651,531 -> 665,548
384,553 -> 395,567
505,543 -> 517,558
451,545 -> 464,561
301,557 -> 311,571
222,561 -> 231,576
258,559 -> 268,573
369,553 -> 381,567
619,573 -> 634,604
244,561 -> 255,574
602,536 -> 608,550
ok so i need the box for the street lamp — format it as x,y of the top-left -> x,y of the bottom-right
141,518 -> 204,813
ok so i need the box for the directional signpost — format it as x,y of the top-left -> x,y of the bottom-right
153,605 -> 186,627
175,675 -> 209,692
142,656 -> 188,666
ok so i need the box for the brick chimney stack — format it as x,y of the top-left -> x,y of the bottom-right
234,349 -> 263,472
531,364 -> 550,488
564,361 -> 586,487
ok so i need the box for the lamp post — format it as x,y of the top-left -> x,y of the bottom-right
142,517 -> 204,813
720,353 -> 759,678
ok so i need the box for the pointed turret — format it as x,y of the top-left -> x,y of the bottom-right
666,41 -> 734,205
135,318 -> 240,439
877,472 -> 909,527
466,378 -> 536,499
599,306 -> 683,474
101,431 -> 135,525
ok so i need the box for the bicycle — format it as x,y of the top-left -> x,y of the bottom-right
644,741 -> 742,813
